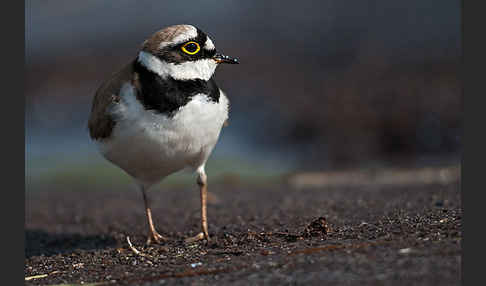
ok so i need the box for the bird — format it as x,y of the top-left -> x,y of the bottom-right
87,24 -> 238,244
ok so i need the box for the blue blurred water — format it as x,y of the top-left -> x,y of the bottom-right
25,94 -> 299,184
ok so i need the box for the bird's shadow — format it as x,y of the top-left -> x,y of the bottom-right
25,229 -> 117,258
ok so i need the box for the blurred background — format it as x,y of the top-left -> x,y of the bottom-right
25,0 -> 461,192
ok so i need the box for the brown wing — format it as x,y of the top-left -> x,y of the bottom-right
88,61 -> 136,140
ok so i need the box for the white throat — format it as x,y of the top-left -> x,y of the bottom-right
137,51 -> 218,81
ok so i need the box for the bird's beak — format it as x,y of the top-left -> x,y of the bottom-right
213,53 -> 239,64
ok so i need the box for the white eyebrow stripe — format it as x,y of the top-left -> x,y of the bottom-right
204,37 -> 215,50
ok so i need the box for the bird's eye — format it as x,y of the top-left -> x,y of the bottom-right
181,41 -> 200,55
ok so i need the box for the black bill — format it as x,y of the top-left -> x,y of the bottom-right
213,53 -> 239,64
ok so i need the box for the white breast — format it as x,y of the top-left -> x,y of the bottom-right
97,83 -> 229,187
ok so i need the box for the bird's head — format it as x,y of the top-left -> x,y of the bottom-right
137,24 -> 238,81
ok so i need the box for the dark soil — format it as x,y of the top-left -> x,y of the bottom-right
25,179 -> 461,285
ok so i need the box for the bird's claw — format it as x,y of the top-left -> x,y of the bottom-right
146,231 -> 168,245
184,232 -> 210,243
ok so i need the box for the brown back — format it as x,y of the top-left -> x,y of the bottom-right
88,61 -> 136,140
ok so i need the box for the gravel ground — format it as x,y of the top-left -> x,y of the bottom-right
25,176 -> 461,285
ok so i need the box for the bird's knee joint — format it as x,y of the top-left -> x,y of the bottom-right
197,178 -> 206,186
197,174 -> 207,186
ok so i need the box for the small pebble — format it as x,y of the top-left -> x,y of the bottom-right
398,248 -> 412,254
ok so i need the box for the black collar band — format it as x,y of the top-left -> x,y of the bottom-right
133,60 -> 220,116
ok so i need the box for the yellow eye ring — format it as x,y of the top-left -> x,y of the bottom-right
181,41 -> 201,55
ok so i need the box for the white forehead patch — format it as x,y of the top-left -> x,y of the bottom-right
158,25 -> 198,49
138,51 -> 218,81
204,37 -> 215,50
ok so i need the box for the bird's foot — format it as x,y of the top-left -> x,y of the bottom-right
146,230 -> 168,245
184,232 -> 210,244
